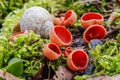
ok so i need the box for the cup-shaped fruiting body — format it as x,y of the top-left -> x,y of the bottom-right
83,25 -> 106,43
20,6 -> 54,39
64,47 -> 72,57
80,12 -> 104,28
62,10 -> 77,27
59,17 -> 65,25
10,30 -> 28,42
52,15 -> 61,25
50,25 -> 72,46
52,15 -> 64,25
42,43 -> 61,60
67,49 -> 89,71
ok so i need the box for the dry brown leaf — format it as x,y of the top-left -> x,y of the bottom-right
88,74 -> 120,80
53,66 -> 74,80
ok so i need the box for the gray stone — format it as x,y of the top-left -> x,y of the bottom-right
20,6 -> 54,38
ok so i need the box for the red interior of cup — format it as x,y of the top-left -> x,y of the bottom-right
48,43 -> 60,55
82,12 -> 102,21
54,26 -> 72,43
84,25 -> 106,43
10,30 -> 28,42
64,10 -> 72,20
72,50 -> 88,68
12,30 -> 27,36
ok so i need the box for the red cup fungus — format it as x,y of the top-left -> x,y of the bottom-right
63,10 -> 77,27
42,43 -> 61,61
10,30 -> 28,42
80,12 -> 104,28
52,16 -> 65,26
59,17 -> 65,24
83,24 -> 106,43
52,15 -> 61,25
64,47 -> 72,57
50,25 -> 72,46
67,49 -> 89,71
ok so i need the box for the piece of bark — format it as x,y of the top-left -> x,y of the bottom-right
53,66 -> 74,80
0,70 -> 21,80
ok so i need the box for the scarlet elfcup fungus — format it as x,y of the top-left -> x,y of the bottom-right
52,15 -> 64,25
52,15 -> 61,25
64,47 -> 72,57
42,43 -> 61,60
62,10 -> 77,27
50,25 -> 72,46
59,17 -> 65,24
10,30 -> 28,42
80,12 -> 104,28
67,49 -> 89,71
83,25 -> 106,43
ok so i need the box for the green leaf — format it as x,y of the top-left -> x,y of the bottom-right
7,58 -> 23,76
0,77 -> 4,80
74,75 -> 89,80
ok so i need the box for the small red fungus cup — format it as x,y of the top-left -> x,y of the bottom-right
62,10 -> 77,27
50,25 -> 72,46
67,49 -> 89,71
42,43 -> 61,61
80,12 -> 104,28
60,17 -> 64,24
10,30 -> 28,42
83,24 -> 106,43
52,15 -> 65,25
52,15 -> 61,25
64,47 -> 72,57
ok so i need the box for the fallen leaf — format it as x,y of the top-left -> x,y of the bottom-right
53,66 -> 74,80
0,70 -> 21,80
88,74 -> 120,80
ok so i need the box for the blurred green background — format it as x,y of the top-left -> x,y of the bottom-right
1,0 -> 118,28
